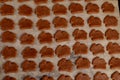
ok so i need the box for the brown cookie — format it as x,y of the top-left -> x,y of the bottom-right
21,60 -> 36,72
69,3 -> 83,13
22,47 -> 37,59
111,71 -> 120,80
105,29 -> 119,40
73,42 -> 88,55
3,76 -> 16,80
18,0 -> 29,2
101,2 -> 114,12
94,72 -> 109,80
0,18 -> 14,30
52,0 -> 64,3
92,57 -> 106,69
73,29 -> 87,40
1,31 -> 16,43
3,61 -> 18,73
54,30 -> 69,42
69,0 -> 81,1
55,45 -> 70,57
40,46 -> 54,57
24,76 -> 36,80
39,60 -> 54,72
0,0 -> 12,2
85,0 -> 95,2
18,18 -> 33,29
90,43 -> 104,55
34,0 -> 48,4
87,16 -> 101,27
104,15 -> 118,27
75,57 -> 90,69
1,46 -> 17,59
41,75 -> 54,80
35,6 -> 50,17
18,4 -> 32,16
0,4 -> 14,15
53,16 -> 67,28
52,4 -> 67,15
86,3 -> 99,13
89,29 -> 104,40
36,19 -> 50,30
106,42 -> 120,54
58,58 -> 73,72
70,16 -> 84,27
109,57 -> 120,69
57,74 -> 72,80
75,73 -> 90,80
20,33 -> 34,44
38,32 -> 52,44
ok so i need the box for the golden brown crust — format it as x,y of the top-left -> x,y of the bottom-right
38,32 -> 52,44
0,18 -> 14,30
94,72 -> 109,80
18,18 -> 33,29
20,33 -> 34,44
75,57 -> 90,69
102,2 -> 114,13
73,29 -> 87,40
55,45 -> 70,57
85,0 -> 95,2
36,19 -> 50,30
58,58 -> 73,72
111,71 -> 120,80
88,16 -> 101,27
52,4 -> 67,15
2,31 -> 16,43
24,76 -> 36,80
53,16 -> 67,28
73,42 -> 88,55
52,0 -> 64,3
57,74 -> 72,80
0,4 -> 14,15
89,29 -> 104,40
106,42 -> 120,54
34,0 -> 48,4
18,0 -> 29,2
69,3 -> 83,13
22,47 -> 37,59
21,60 -> 36,72
3,76 -> 16,80
104,15 -> 118,27
75,73 -> 90,80
35,6 -> 50,17
1,46 -> 17,59
90,43 -> 104,55
105,29 -> 119,40
40,46 -> 54,57
39,60 -> 54,72
54,30 -> 69,42
86,3 -> 99,13
41,75 -> 54,80
109,57 -> 120,69
3,61 -> 18,73
92,57 -> 106,69
18,4 -> 32,16
70,16 -> 84,27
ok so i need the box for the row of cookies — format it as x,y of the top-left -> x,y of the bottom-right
0,1 -> 115,16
